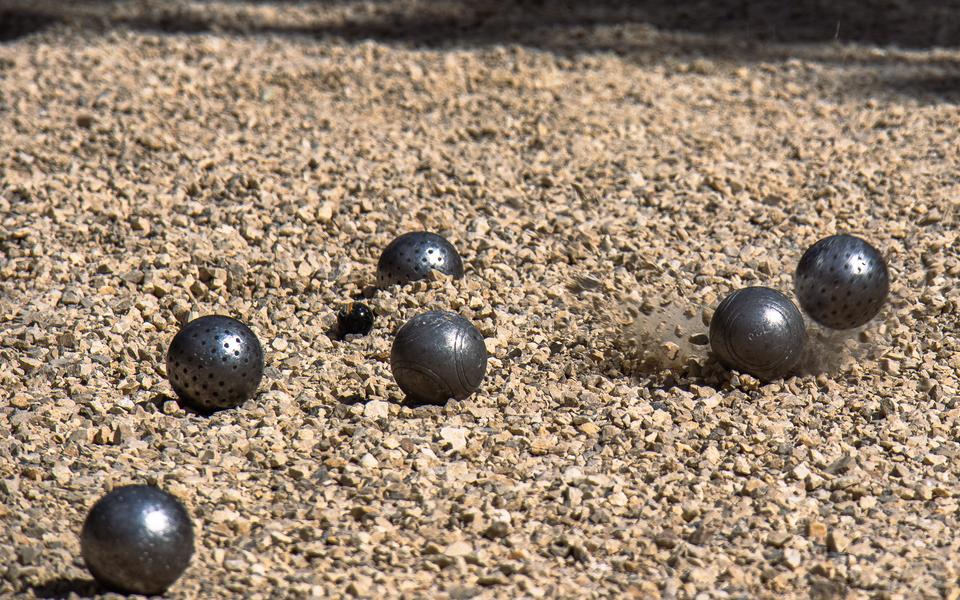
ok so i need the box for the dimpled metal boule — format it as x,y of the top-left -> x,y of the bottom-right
166,315 -> 264,412
81,485 -> 194,596
795,234 -> 889,330
391,310 -> 487,404
709,286 -> 806,381
377,231 -> 464,288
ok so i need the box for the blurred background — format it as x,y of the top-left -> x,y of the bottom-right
2,0 -> 959,49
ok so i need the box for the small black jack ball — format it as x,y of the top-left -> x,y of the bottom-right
391,311 -> 487,404
337,302 -> 375,337
795,234 -> 889,330
166,315 -> 264,412
377,231 -> 464,288
81,485 -> 194,596
709,286 -> 806,381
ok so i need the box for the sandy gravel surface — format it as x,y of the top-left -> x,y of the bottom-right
1,1 -> 959,598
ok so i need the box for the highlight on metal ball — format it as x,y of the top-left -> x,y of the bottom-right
81,484 -> 194,596
795,233 -> 889,330
390,310 -> 488,405
709,286 -> 806,381
166,314 -> 265,413
376,231 -> 464,288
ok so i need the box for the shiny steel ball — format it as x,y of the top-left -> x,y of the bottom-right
166,315 -> 264,412
391,311 -> 487,404
709,287 -> 806,381
795,234 -> 889,329
81,485 -> 194,596
377,231 -> 464,288
337,302 -> 375,338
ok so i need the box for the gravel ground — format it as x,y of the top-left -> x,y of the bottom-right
1,1 -> 959,598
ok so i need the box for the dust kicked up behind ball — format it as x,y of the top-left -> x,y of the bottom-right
795,234 -> 889,330
377,231 -> 464,288
709,286 -> 806,381
391,310 -> 487,405
166,315 -> 264,412
81,485 -> 194,596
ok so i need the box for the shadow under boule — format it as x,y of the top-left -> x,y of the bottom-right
400,394 -> 448,409
29,577 -> 101,600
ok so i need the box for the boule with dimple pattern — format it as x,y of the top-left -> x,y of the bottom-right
166,315 -> 264,412
81,485 -> 194,596
376,231 -> 464,288
709,286 -> 806,381
795,234 -> 889,330
391,310 -> 487,405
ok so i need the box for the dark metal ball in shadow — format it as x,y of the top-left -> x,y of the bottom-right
795,234 -> 889,330
391,311 -> 487,404
337,302 -> 375,338
81,485 -> 194,596
166,315 -> 264,412
709,286 -> 806,381
376,232 -> 464,288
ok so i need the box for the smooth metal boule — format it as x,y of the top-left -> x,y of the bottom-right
376,231 -> 464,288
81,485 -> 194,596
709,286 -> 806,381
795,234 -> 889,330
391,310 -> 487,404
166,315 -> 264,412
